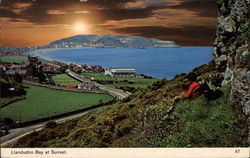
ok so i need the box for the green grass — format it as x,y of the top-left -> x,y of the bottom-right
82,72 -> 158,82
0,84 -> 114,122
147,86 -> 248,147
0,56 -> 28,64
82,72 -> 158,89
14,62 -> 248,147
52,74 -> 80,86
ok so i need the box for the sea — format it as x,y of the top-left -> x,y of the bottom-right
42,46 -> 214,79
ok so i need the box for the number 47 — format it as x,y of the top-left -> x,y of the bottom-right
235,149 -> 240,153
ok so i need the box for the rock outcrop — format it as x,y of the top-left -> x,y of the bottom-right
213,0 -> 249,142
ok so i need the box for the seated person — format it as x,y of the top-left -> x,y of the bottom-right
184,73 -> 201,99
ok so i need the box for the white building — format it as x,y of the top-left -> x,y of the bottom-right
78,82 -> 98,90
104,68 -> 136,77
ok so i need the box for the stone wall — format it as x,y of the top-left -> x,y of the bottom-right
213,0 -> 249,142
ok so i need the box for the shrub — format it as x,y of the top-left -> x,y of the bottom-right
45,121 -> 57,128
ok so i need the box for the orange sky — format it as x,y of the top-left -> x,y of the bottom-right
0,0 -> 218,47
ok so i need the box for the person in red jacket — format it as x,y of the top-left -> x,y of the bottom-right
184,73 -> 201,99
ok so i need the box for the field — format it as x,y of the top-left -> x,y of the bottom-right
0,84 -> 114,122
82,72 -> 158,89
0,56 -> 28,64
52,74 -> 80,86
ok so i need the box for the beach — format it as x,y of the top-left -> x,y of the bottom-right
28,48 -> 69,64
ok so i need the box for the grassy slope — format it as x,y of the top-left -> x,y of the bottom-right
52,74 -> 80,86
0,56 -> 28,64
15,62 -> 248,147
0,84 -> 113,122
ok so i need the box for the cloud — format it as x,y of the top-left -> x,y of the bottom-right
12,2 -> 32,13
0,0 -> 218,46
0,0 -> 217,25
47,10 -> 67,15
170,0 -> 217,18
110,25 -> 216,46
0,0 -> 154,25
125,0 -> 169,9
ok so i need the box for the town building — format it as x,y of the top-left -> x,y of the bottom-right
42,65 -> 59,73
5,69 -> 27,75
0,65 -> 7,71
78,82 -> 98,90
66,84 -> 77,88
104,68 -> 136,77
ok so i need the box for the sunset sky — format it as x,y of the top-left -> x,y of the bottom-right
0,0 -> 218,47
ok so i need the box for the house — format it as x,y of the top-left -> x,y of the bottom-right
5,69 -> 27,75
78,82 -> 98,90
42,65 -> 59,73
29,57 -> 39,66
66,84 -> 77,88
72,66 -> 83,73
0,65 -> 7,71
10,64 -> 22,69
94,65 -> 104,73
81,64 -> 88,70
69,64 -> 77,70
25,66 -> 34,77
86,67 -> 94,72
52,61 -> 67,67
104,68 -> 136,77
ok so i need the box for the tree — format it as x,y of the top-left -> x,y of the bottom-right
99,99 -> 103,104
0,81 -> 10,97
58,65 -> 68,73
3,117 -> 14,125
38,73 -> 46,84
0,69 -> 8,80
13,73 -> 23,83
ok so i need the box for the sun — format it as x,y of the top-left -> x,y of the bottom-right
72,22 -> 88,33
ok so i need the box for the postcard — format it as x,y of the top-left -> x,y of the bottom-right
0,0 -> 249,158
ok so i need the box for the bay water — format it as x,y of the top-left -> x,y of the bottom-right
43,47 -> 213,79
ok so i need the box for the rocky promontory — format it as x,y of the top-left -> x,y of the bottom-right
47,35 -> 178,48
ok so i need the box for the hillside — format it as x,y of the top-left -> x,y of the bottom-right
47,35 -> 177,48
14,62 -> 248,147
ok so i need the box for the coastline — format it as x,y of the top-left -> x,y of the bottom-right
28,47 -> 213,79
28,48 -> 69,64
28,46 -> 184,65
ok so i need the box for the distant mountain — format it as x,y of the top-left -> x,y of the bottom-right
47,35 -> 178,48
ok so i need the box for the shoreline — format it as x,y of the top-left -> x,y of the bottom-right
28,48 -> 69,64
27,47 -> 213,79
28,46 -> 207,66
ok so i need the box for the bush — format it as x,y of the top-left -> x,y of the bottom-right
45,121 -> 57,128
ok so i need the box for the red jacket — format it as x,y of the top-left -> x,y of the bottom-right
184,81 -> 200,99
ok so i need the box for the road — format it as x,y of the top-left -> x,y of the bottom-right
1,72 -> 131,147
68,71 -> 131,99
1,111 -> 89,147
31,51 -> 131,99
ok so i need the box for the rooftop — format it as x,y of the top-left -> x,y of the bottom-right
109,68 -> 136,73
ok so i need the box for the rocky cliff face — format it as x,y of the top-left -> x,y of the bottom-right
213,0 -> 249,142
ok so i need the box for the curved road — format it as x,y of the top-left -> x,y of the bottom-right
1,72 -> 131,147
68,71 -> 131,99
1,111 -> 89,147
